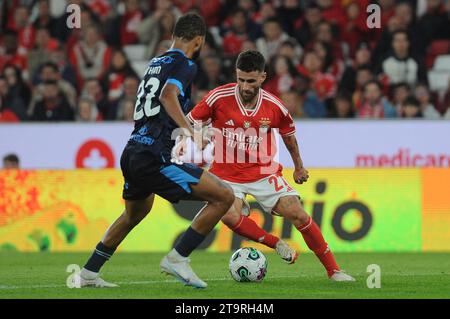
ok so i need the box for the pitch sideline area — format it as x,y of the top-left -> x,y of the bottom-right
1,252 -> 449,299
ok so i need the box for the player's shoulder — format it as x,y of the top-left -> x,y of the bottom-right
208,83 -> 237,95
204,83 -> 237,106
261,88 -> 289,116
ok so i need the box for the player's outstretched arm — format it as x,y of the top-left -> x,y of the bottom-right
160,82 -> 195,137
282,134 -> 309,184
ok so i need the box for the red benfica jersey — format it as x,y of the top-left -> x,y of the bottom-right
188,83 -> 296,183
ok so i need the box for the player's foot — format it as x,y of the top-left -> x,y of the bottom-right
275,240 -> 298,264
329,270 -> 356,282
160,249 -> 207,288
73,268 -> 118,288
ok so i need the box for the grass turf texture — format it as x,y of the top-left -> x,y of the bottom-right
1,252 -> 449,299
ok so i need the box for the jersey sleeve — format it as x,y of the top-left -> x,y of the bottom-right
187,90 -> 214,125
166,58 -> 197,97
279,110 -> 296,137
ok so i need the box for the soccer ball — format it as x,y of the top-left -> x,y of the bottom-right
229,247 -> 268,282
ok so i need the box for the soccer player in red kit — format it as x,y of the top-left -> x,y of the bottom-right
187,50 -> 355,281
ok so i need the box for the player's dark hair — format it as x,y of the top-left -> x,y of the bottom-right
236,50 -> 266,72
173,13 -> 206,41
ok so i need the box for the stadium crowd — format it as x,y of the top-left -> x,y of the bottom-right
0,0 -> 450,122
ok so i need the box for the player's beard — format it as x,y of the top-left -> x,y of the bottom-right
240,87 -> 259,103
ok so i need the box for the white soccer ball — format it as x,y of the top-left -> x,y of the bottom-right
229,247 -> 268,282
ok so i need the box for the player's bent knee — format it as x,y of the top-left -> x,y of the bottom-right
221,186 -> 235,208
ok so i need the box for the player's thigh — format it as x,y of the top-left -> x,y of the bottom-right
124,194 -> 155,222
190,170 -> 234,205
273,195 -> 309,226
248,174 -> 299,213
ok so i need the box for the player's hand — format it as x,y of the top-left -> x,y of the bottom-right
293,167 -> 309,184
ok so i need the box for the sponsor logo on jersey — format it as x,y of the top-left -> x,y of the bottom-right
225,119 -> 235,126
243,121 -> 251,129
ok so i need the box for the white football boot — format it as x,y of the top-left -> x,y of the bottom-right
160,249 -> 207,288
72,268 -> 118,288
275,240 -> 298,264
330,270 -> 356,282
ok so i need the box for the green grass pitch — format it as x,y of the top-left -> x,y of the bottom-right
1,252 -> 449,299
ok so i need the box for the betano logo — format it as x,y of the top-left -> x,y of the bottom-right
356,148 -> 450,167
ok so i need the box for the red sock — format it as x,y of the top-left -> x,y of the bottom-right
230,215 -> 279,248
296,217 -> 340,277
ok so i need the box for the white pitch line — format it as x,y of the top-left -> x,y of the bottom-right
0,275 -> 301,290
0,273 -> 448,290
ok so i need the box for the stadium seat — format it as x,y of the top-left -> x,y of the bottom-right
124,44 -> 148,61
131,61 -> 150,77
428,70 -> 450,92
426,40 -> 450,69
433,55 -> 450,72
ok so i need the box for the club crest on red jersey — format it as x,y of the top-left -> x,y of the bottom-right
259,118 -> 271,133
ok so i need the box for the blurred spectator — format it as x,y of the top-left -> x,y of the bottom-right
3,64 -> 32,107
47,47 -> 77,89
253,1 -> 277,25
277,39 -> 303,67
69,24 -> 112,90
118,0 -> 144,46
0,29 -> 28,71
174,0 -> 222,27
221,8 -> 259,57
277,0 -> 302,36
380,30 -> 427,87
329,91 -> 355,118
374,2 -> 426,64
101,49 -> 138,102
81,78 -> 110,120
280,90 -> 303,118
114,96 -> 136,122
417,0 -> 450,47
32,0 -> 58,38
76,96 -> 99,122
340,41 -> 372,93
402,96 -> 423,118
338,1 -> 370,57
312,40 -> 343,78
414,83 -> 441,119
358,80 -> 396,118
2,154 -> 20,169
12,5 -> 35,53
0,75 -> 28,121
256,18 -> 291,60
264,55 -> 299,97
195,55 -> 227,91
312,21 -> 343,61
27,27 -> 59,77
392,82 -> 411,117
352,64 -> 375,110
31,80 -> 74,121
298,51 -> 337,102
31,62 -> 77,111
294,3 -> 322,47
138,7 -> 177,59
107,75 -> 139,120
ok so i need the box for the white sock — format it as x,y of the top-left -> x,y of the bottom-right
80,267 -> 99,280
168,248 -> 186,260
